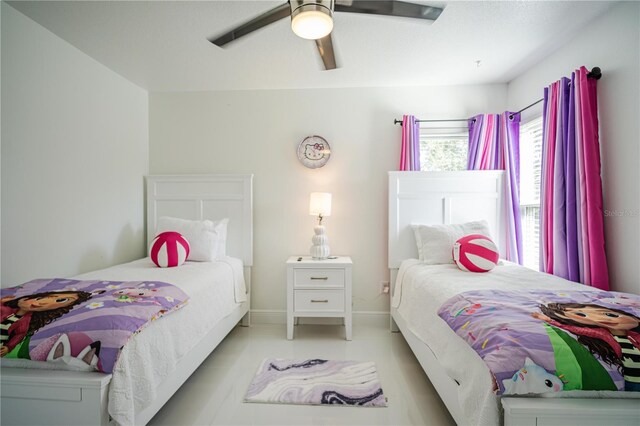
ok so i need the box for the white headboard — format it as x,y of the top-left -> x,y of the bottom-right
388,171 -> 505,269
146,174 -> 253,266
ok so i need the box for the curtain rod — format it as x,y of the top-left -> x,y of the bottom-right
394,66 -> 602,126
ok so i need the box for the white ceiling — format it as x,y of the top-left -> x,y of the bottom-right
7,0 -> 615,92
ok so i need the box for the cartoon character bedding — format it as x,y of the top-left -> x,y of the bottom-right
438,290 -> 640,395
0,278 -> 189,373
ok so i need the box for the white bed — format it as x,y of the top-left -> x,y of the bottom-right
388,171 -> 640,426
1,174 -> 253,426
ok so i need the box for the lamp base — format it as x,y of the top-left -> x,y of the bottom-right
310,225 -> 330,260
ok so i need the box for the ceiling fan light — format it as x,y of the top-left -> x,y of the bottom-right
291,3 -> 334,40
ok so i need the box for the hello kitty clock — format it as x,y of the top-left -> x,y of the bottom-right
297,135 -> 331,169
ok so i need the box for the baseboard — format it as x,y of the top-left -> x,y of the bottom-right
250,310 -> 389,327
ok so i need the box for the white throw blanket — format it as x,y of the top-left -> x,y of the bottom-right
73,257 -> 245,425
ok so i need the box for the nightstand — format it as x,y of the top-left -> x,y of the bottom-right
286,256 -> 352,340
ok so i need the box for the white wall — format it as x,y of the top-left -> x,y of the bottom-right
1,3 -> 149,286
150,84 -> 507,316
507,1 -> 640,295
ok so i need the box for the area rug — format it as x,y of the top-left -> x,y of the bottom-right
244,358 -> 388,407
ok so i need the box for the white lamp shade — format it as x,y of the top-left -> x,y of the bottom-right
309,192 -> 332,217
291,10 -> 333,40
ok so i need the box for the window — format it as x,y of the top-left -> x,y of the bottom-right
419,131 -> 468,171
417,120 -> 542,271
519,117 -> 543,270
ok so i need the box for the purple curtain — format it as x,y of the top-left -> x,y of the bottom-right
399,115 -> 420,171
540,66 -> 608,290
468,112 -> 523,264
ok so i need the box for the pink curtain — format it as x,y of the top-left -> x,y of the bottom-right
399,115 -> 420,171
468,113 -> 523,264
540,66 -> 608,290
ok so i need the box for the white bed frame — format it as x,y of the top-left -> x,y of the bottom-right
1,174 -> 253,426
388,171 -> 639,426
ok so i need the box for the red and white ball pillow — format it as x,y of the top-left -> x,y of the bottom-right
452,234 -> 499,273
150,231 -> 190,268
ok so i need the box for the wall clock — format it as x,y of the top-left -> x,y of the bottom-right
297,135 -> 331,169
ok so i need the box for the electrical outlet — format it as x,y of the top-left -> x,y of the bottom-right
380,281 -> 390,294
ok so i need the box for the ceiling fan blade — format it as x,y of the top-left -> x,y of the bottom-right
209,2 -> 291,46
335,1 -> 443,21
315,34 -> 338,70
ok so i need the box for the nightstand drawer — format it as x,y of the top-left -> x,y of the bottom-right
294,289 -> 345,312
294,269 -> 345,288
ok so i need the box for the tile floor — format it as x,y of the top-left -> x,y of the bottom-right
148,323 -> 455,426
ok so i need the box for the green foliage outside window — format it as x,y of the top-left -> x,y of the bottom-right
419,137 -> 468,171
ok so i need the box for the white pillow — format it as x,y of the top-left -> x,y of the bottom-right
411,220 -> 492,265
156,216 -> 228,262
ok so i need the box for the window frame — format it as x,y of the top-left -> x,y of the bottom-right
518,115 -> 543,271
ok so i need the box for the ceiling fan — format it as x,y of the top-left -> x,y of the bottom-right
208,0 -> 444,71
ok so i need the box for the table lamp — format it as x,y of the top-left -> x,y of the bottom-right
309,192 -> 331,260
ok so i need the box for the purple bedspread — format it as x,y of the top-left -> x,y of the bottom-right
437,289 -> 640,395
1,278 -> 189,373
